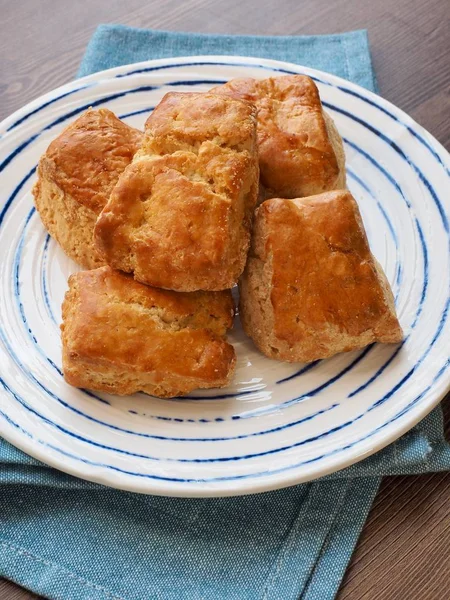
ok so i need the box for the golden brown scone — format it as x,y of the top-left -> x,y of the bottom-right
94,93 -> 259,291
33,109 -> 143,269
61,266 -> 236,397
240,191 -> 403,363
211,75 -> 346,199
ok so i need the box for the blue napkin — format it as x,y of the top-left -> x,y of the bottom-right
78,25 -> 377,92
1,25 -> 449,600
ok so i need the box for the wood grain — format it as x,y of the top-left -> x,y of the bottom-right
0,1 -> 449,598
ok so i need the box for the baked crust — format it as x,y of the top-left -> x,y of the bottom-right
239,191 -> 403,363
94,93 -> 259,291
33,109 -> 142,268
211,75 -> 346,198
61,266 -> 236,397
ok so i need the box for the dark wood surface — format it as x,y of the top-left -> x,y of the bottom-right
1,1 -> 449,598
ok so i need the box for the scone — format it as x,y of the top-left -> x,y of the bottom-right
33,108 -> 142,269
61,266 -> 236,397
240,191 -> 403,363
211,75 -> 346,199
94,92 -> 259,291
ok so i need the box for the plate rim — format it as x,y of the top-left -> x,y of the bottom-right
0,54 -> 449,497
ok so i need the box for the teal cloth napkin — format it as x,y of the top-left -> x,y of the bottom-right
1,25 -> 450,600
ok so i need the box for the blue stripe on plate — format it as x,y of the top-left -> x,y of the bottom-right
114,61 -> 302,79
1,357 -> 448,482
324,102 -> 448,232
41,234 -> 58,325
347,168 -> 398,247
0,375 -> 340,454
6,84 -> 93,132
119,107 -> 155,119
0,168 -> 36,219
349,216 -> 428,398
333,85 -> 449,172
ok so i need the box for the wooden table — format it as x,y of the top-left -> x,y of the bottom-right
1,1 -> 449,598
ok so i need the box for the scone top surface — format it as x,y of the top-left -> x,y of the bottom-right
240,190 -> 403,362
61,266 -> 236,398
94,93 -> 259,292
39,108 -> 143,213
212,75 -> 344,198
142,91 -> 257,154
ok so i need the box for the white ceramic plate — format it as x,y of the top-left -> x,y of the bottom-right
0,56 -> 449,497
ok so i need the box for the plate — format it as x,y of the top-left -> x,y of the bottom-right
0,56 -> 449,497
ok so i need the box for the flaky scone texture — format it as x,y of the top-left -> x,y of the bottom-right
211,75 -> 346,199
239,191 -> 403,363
94,93 -> 259,291
33,109 -> 143,268
61,266 -> 236,397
